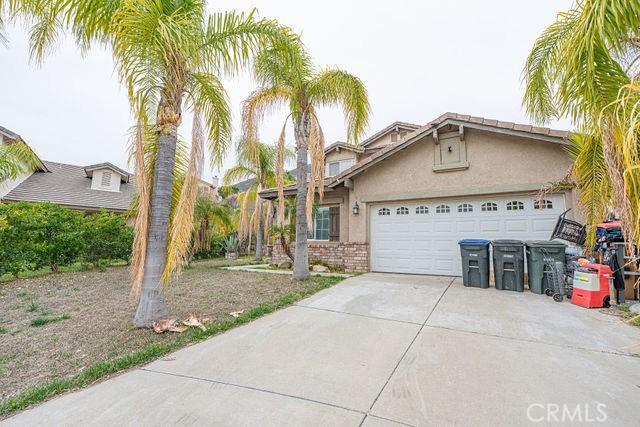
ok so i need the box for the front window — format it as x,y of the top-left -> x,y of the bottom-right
326,159 -> 354,176
312,207 -> 329,240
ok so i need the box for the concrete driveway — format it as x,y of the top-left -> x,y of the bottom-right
5,274 -> 640,426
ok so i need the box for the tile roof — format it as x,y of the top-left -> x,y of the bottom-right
2,161 -> 136,212
360,121 -> 421,147
329,112 -> 569,186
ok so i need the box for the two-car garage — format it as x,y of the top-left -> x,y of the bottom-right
370,194 -> 565,276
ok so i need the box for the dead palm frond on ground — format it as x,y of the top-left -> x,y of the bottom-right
241,43 -> 370,279
523,0 -> 640,252
24,0 -> 299,326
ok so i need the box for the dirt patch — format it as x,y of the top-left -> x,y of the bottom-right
0,264 -> 321,400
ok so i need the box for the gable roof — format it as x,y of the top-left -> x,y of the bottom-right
84,162 -> 131,182
360,121 -> 421,147
324,141 -> 364,155
0,125 -> 49,173
2,161 -> 136,212
330,112 -> 569,188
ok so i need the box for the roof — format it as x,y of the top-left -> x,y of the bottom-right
0,125 -> 20,140
2,161 -> 136,212
324,141 -> 364,154
259,112 -> 569,198
360,121 -> 421,147
84,162 -> 131,182
330,112 -> 569,187
0,125 -> 49,173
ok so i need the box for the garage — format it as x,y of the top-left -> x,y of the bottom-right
370,194 -> 565,275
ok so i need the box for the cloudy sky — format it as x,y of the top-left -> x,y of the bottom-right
0,0 -> 573,183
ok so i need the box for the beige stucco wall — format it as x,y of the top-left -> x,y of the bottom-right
365,133 -> 394,149
325,149 -> 358,164
346,128 -> 574,242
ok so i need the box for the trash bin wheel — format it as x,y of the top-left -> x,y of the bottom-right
603,296 -> 611,308
553,294 -> 563,302
545,289 -> 553,296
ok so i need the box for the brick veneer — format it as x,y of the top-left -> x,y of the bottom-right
271,241 -> 369,273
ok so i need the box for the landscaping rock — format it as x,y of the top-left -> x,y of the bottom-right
630,303 -> 640,314
311,264 -> 330,273
277,261 -> 292,269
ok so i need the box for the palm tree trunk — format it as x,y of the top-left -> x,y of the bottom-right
293,115 -> 310,280
255,208 -> 264,260
133,128 -> 177,327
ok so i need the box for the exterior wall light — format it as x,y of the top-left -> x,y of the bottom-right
352,201 -> 360,215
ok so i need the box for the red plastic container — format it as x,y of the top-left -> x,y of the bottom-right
571,263 -> 612,308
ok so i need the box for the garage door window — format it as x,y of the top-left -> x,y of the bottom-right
481,202 -> 498,212
436,204 -> 450,214
397,207 -> 409,215
506,201 -> 524,211
416,205 -> 429,214
378,208 -> 390,216
534,199 -> 553,209
458,203 -> 473,213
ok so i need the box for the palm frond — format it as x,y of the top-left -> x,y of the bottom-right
307,68 -> 370,143
0,138 -> 42,183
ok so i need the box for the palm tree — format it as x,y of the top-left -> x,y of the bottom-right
223,141 -> 293,260
28,0 -> 298,326
242,44 -> 370,279
522,0 -> 640,249
0,138 -> 42,184
192,195 -> 234,259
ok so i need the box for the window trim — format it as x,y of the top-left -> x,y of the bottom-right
458,203 -> 473,213
506,201 -> 525,211
534,199 -> 553,210
311,206 -> 330,241
415,205 -> 429,214
378,207 -> 390,216
481,202 -> 498,212
396,206 -> 409,215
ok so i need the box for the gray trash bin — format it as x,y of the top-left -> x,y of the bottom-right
525,240 -> 567,294
492,240 -> 525,292
458,239 -> 491,288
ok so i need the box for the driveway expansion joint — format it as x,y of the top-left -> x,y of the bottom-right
424,324 -> 640,359
359,277 -> 456,426
139,368 -> 366,416
294,304 -> 424,326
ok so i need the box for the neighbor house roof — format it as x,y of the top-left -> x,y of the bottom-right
2,161 -> 136,212
84,162 -> 131,182
0,125 -> 49,172
329,112 -> 570,187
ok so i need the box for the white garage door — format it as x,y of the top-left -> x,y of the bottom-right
370,194 -> 565,276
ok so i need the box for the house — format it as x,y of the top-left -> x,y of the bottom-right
0,125 -> 49,198
260,112 -> 575,275
2,160 -> 137,213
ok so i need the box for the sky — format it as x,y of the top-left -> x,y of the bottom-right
0,0 -> 574,183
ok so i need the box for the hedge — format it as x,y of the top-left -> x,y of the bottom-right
0,202 -> 133,276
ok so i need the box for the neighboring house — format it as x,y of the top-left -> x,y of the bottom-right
0,125 -> 49,198
2,161 -> 136,213
261,112 -> 575,275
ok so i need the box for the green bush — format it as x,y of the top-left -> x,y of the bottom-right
81,211 -> 133,266
0,203 -> 133,277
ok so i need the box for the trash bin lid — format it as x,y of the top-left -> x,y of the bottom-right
458,239 -> 491,246
492,239 -> 524,246
525,240 -> 567,248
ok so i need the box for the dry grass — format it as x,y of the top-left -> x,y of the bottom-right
0,263 -> 326,401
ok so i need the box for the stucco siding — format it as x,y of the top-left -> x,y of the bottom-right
347,129 -> 573,242
365,133 -> 393,149
325,150 -> 358,164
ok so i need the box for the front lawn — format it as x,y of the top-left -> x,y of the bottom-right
0,263 -> 342,417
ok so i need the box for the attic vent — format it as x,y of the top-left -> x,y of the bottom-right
101,171 -> 112,187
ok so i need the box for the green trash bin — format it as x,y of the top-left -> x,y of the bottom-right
492,240 -> 525,292
525,240 -> 567,294
458,239 -> 491,288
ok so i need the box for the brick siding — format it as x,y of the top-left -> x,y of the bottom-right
271,241 -> 369,273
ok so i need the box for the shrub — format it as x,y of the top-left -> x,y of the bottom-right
0,203 -> 133,277
81,211 -> 133,266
